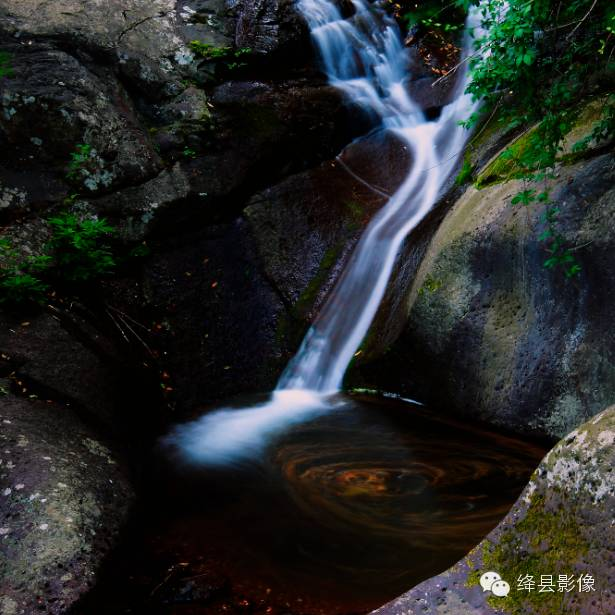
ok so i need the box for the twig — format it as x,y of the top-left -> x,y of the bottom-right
570,239 -> 594,252
106,304 -> 149,331
334,155 -> 391,198
431,47 -> 480,87
566,0 -> 598,40
467,96 -> 503,148
105,308 -> 130,344
113,311 -> 155,357
149,563 -> 189,598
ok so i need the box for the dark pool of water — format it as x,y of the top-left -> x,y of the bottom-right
75,394 -> 547,615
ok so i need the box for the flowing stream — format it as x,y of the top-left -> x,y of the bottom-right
167,1 -> 483,464
279,0 -> 481,392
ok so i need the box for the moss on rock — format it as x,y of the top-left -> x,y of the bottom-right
373,408 -> 615,615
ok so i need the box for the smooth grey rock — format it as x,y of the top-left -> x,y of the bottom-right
357,150 -> 615,440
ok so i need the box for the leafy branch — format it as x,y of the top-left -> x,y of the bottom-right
453,0 -> 614,277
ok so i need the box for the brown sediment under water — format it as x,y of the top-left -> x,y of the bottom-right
75,394 -> 548,615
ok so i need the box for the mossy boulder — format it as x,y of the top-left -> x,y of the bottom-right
372,407 -> 615,615
474,97 -> 611,189
356,151 -> 615,439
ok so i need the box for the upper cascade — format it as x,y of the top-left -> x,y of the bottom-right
298,0 -> 422,124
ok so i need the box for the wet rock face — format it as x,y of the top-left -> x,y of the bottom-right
143,220 -> 287,409
357,152 -> 615,440
0,45 -> 162,203
0,0 -> 357,412
0,395 -> 133,615
246,130 -> 410,354
228,0 -> 310,62
0,313 -> 118,429
373,407 -> 615,615
0,0 -> 342,226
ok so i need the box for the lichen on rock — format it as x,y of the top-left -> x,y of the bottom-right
372,407 -> 615,615
0,395 -> 133,614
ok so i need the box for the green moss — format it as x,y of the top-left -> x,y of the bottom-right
478,491 -> 585,614
455,152 -> 475,185
474,97 -> 608,189
471,114 -> 509,152
291,244 -> 341,319
275,243 -> 343,349
465,565 -> 482,589
475,128 -> 537,189
418,274 -> 443,296
343,200 -> 366,228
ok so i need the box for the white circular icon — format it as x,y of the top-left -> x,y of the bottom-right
479,571 -> 501,592
491,580 -> 511,597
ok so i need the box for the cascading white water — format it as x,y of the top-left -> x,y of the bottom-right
166,0 -> 484,464
279,0 -> 482,392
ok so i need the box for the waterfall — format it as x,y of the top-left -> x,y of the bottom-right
166,1 -> 484,464
278,0 -> 482,392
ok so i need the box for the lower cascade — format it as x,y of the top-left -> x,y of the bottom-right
167,0 -> 483,464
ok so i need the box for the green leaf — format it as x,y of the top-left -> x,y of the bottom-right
511,189 -> 537,206
565,264 -> 582,278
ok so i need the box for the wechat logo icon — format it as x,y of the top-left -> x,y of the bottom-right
480,571 -> 511,597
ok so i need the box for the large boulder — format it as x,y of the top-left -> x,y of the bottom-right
0,45 -> 162,206
0,312 -> 119,430
142,220 -> 287,409
355,151 -> 615,440
0,0 -> 341,230
0,395 -> 133,614
0,0 -> 189,88
227,0 -> 310,63
373,406 -> 615,615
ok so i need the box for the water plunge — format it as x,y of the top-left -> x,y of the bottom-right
168,1 -> 484,465
84,397 -> 546,614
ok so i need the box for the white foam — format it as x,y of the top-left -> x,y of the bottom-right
165,390 -> 330,465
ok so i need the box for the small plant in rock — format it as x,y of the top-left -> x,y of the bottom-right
0,272 -> 49,305
0,211 -> 119,306
0,51 -> 14,79
539,207 -> 582,279
66,143 -> 113,191
0,238 -> 50,305
189,41 -> 231,60
182,146 -> 197,159
189,41 -> 252,72
66,144 -> 93,180
46,213 -> 116,282
226,47 -> 252,71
